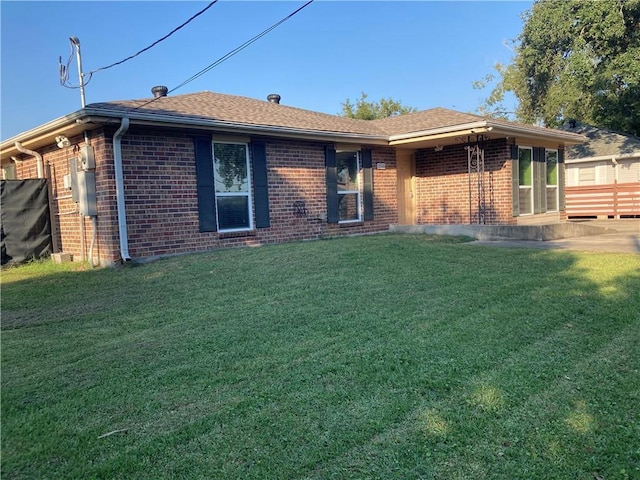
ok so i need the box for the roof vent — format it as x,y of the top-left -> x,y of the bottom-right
267,94 -> 281,104
151,86 -> 168,98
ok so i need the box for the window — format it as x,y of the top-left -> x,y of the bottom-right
2,163 -> 16,180
518,147 -> 533,215
213,142 -> 252,231
546,149 -> 558,212
336,151 -> 361,222
325,147 -> 372,224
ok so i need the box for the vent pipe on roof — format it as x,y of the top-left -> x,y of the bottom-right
267,94 -> 281,104
151,86 -> 168,98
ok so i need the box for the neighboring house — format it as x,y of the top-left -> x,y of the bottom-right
0,88 -> 585,266
561,121 -> 640,219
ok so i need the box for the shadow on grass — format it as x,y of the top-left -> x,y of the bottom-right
2,235 -> 639,479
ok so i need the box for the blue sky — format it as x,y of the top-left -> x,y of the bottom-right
1,1 -> 531,140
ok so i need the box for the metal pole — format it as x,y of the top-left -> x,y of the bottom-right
70,37 -> 86,108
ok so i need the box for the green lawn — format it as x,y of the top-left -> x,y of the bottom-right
2,234 -> 639,479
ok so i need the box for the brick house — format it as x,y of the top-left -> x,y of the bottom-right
0,89 -> 585,266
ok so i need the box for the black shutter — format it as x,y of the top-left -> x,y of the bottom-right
362,148 -> 374,221
558,149 -> 566,211
325,146 -> 338,223
511,147 -> 519,216
194,136 -> 216,232
251,140 -> 270,228
510,144 -> 519,160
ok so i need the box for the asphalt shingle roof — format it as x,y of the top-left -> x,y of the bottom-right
560,121 -> 640,159
92,91 -> 578,142
370,108 -> 485,135
91,91 -> 388,136
92,91 -> 507,138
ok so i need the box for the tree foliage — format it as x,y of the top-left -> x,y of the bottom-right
477,0 -> 640,136
340,92 -> 417,120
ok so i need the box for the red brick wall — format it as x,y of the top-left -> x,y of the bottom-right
115,130 -> 397,260
414,139 -> 516,225
11,130 -> 121,265
11,129 -> 571,264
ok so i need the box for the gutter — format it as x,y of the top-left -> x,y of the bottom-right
77,110 -> 389,144
389,126 -> 495,146
2,107 -> 587,162
564,151 -> 640,164
113,118 -> 131,262
0,108 -> 387,159
388,120 -> 587,146
388,121 -> 491,142
1,111 -> 88,158
485,121 -> 587,143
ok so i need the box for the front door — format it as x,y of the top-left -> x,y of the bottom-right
396,151 -> 416,224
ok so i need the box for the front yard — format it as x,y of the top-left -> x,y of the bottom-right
2,234 -> 639,479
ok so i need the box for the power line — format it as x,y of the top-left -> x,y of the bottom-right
170,0 -> 314,94
89,1 -> 219,75
129,0 -> 314,112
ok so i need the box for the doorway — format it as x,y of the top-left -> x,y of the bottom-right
396,150 -> 416,224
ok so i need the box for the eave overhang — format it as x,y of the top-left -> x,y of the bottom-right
564,151 -> 640,164
1,107 -> 389,163
1,108 -> 587,163
388,120 -> 587,150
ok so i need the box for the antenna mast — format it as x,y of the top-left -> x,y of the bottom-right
69,36 -> 86,108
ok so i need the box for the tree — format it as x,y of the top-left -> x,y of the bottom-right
477,0 -> 640,136
339,92 -> 417,120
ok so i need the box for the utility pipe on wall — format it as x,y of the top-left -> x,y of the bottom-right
14,142 -> 44,178
113,118 -> 131,262
88,216 -> 98,267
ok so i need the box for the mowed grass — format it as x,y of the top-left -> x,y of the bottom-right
2,234 -> 639,479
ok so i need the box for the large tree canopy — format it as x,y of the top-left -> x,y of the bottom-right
339,92 -> 417,120
478,0 -> 640,136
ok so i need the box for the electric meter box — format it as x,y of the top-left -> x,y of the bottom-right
79,145 -> 95,170
69,158 -> 79,203
77,170 -> 97,216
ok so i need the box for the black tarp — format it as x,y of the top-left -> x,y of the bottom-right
1,179 -> 53,265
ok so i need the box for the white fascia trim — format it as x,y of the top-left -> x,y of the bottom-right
82,109 -> 389,145
388,120 -> 586,145
388,121 -> 489,142
487,122 -> 587,144
565,151 -> 640,164
1,108 -> 389,157
1,110 -> 86,153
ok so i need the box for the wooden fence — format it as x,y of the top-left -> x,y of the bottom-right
566,182 -> 640,217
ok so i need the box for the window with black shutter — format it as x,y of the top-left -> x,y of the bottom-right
194,137 -> 270,232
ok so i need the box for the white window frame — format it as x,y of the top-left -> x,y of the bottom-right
336,150 -> 362,223
213,141 -> 253,233
545,149 -> 559,212
518,146 -> 534,215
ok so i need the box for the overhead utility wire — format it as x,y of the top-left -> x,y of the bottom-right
88,1 -> 218,74
128,0 -> 314,112
169,0 -> 314,94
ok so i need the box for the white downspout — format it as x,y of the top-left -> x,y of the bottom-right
14,142 -> 44,178
611,156 -> 619,219
113,118 -> 131,262
611,156 -> 619,179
